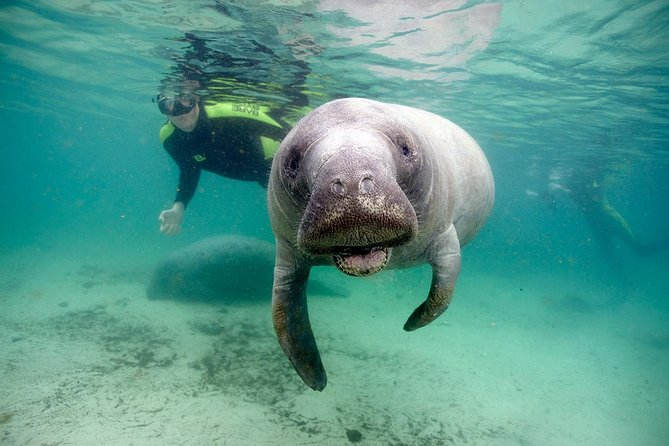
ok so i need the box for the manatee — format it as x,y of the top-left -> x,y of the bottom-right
147,235 -> 276,303
267,98 -> 495,390
147,235 -> 346,303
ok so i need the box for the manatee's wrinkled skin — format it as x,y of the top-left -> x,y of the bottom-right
268,98 -> 495,390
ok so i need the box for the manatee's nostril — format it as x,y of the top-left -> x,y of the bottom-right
359,177 -> 374,194
331,180 -> 345,196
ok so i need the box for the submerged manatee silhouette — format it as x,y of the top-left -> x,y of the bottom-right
147,235 -> 275,303
147,235 -> 345,303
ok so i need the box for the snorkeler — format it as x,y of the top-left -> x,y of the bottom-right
155,30 -> 314,235
156,89 -> 289,235
548,166 -> 669,258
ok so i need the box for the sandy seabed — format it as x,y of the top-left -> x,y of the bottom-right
1,244 -> 668,446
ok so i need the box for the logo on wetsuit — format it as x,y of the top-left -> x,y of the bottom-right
194,154 -> 206,162
232,103 -> 260,116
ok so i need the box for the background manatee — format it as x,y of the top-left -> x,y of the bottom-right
147,235 -> 345,303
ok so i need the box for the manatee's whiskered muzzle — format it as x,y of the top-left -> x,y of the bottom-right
298,182 -> 418,276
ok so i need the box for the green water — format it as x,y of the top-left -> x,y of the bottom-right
0,1 -> 667,445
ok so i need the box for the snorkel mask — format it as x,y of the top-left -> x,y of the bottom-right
155,93 -> 198,116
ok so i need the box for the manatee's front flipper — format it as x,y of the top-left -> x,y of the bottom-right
271,241 -> 326,391
404,224 -> 461,331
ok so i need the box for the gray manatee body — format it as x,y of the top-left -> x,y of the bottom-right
147,235 -> 276,303
267,98 -> 495,390
147,235 -> 346,303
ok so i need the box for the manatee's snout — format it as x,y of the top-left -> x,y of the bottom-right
298,150 -> 417,276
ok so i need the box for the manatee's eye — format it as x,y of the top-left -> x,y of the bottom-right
395,136 -> 416,161
284,149 -> 302,180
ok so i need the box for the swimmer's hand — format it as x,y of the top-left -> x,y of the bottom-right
159,202 -> 185,235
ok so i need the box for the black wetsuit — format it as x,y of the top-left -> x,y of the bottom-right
161,103 -> 287,208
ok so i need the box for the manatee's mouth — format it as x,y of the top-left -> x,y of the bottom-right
333,246 -> 390,277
